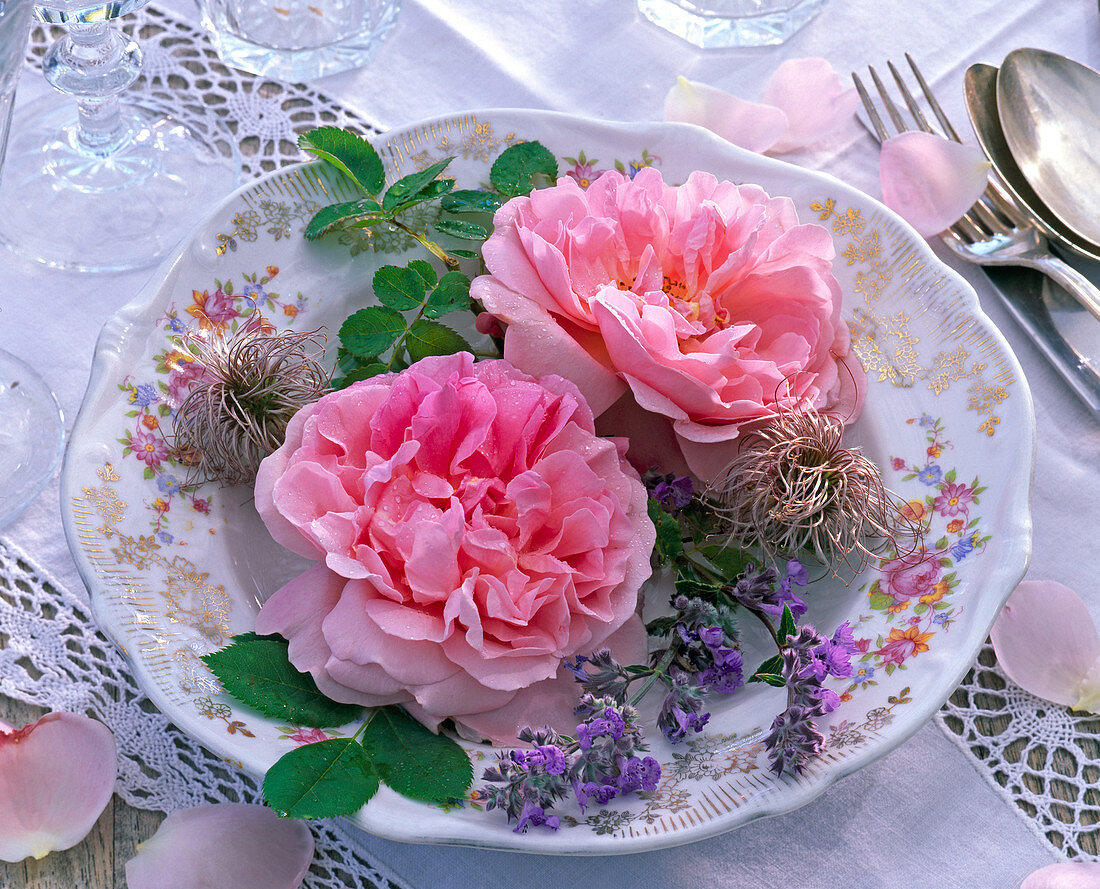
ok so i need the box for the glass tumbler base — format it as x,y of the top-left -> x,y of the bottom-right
637,0 -> 826,47
0,94 -> 240,273
0,350 -> 65,530
199,0 -> 400,81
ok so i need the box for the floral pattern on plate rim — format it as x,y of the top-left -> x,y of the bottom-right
115,267 -> 310,537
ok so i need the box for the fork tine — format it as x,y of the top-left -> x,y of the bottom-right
887,60 -> 935,134
905,53 -> 962,143
868,65 -> 908,134
852,72 -> 890,143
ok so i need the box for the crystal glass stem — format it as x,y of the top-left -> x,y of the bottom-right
42,20 -> 141,156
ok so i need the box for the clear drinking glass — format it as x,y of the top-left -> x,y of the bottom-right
0,0 -> 65,528
0,0 -> 240,272
638,0 -> 827,48
198,0 -> 400,82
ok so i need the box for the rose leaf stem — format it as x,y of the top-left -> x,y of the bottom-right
389,219 -> 460,271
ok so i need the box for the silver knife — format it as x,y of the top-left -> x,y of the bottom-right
982,263 -> 1100,416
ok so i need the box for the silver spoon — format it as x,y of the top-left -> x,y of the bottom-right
965,62 -> 1100,262
998,48 -> 1100,248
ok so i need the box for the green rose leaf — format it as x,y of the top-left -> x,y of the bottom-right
490,141 -> 558,197
382,157 -> 455,212
407,258 -> 438,288
304,199 -> 385,240
360,706 -> 473,803
201,634 -> 363,727
696,544 -> 752,582
263,738 -> 379,819
299,127 -> 385,195
373,264 -> 427,311
332,362 -> 390,390
405,318 -> 472,362
647,499 -> 683,566
448,249 -> 482,259
751,672 -> 787,688
387,178 -> 456,214
673,576 -> 723,603
433,219 -> 489,241
339,306 -> 407,358
423,271 -> 471,318
442,189 -> 503,214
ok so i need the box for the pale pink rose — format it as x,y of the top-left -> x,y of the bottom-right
471,168 -> 865,483
879,549 -> 942,603
254,353 -> 654,744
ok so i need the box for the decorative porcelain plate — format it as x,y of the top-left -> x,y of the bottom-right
61,110 -> 1034,854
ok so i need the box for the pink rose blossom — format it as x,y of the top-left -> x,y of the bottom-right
254,353 -> 654,744
471,167 -> 865,482
933,481 -> 974,518
879,549 -> 942,604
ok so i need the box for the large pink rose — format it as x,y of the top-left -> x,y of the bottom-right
471,167 -> 865,482
253,353 -> 654,744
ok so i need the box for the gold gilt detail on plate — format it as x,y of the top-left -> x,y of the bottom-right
77,462 -> 247,735
815,198 -> 1008,435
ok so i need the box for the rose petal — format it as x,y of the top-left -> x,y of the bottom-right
0,712 -> 117,862
664,75 -> 789,154
879,131 -> 991,237
125,803 -> 313,889
990,580 -> 1100,709
1021,862 -> 1100,889
760,58 -> 860,153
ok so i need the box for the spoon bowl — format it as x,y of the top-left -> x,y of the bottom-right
965,62 -> 1100,262
998,48 -> 1100,248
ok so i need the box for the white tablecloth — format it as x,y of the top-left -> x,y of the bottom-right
3,0 -> 1099,885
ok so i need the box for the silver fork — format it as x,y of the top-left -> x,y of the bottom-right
853,55 -> 1100,324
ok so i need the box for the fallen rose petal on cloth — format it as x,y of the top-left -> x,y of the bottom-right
1021,862 -> 1100,889
664,76 -> 788,154
990,580 -> 1100,711
0,712 -> 117,862
879,131 -> 990,236
125,803 -> 314,889
760,58 -> 859,153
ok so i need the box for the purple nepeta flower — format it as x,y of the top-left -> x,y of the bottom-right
786,559 -> 809,587
763,622 -> 857,776
575,781 -> 618,812
657,671 -> 710,743
515,800 -> 560,833
512,744 -> 568,775
576,707 -> 626,750
615,755 -> 661,793
566,649 -> 631,701
654,475 -> 693,511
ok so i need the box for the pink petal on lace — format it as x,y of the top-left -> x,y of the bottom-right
879,131 -> 990,236
760,58 -> 860,153
664,76 -> 788,154
126,804 -> 314,889
0,712 -> 117,862
990,580 -> 1100,709
1022,862 -> 1100,889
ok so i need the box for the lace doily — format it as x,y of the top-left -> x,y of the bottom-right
25,3 -> 384,178
0,538 -> 408,889
937,644 -> 1100,860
